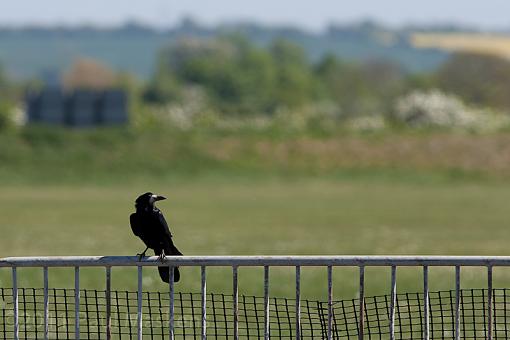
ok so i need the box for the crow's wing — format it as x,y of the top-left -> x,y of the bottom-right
156,211 -> 183,256
156,210 -> 172,238
130,213 -> 142,237
130,212 -> 156,248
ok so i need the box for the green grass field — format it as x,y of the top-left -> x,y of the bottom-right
1,175 -> 509,301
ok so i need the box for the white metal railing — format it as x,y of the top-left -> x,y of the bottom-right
1,255 -> 509,340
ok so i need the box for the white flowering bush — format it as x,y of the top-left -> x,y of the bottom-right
394,90 -> 510,132
12,105 -> 26,126
465,109 -> 510,133
394,90 -> 476,128
0,101 -> 17,130
152,86 -> 220,130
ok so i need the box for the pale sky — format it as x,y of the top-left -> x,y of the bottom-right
1,0 -> 509,31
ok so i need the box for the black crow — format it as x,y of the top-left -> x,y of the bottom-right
130,192 -> 182,283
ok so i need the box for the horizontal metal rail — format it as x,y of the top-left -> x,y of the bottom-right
2,255 -> 510,267
1,255 -> 504,340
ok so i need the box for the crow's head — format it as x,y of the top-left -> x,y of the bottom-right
135,192 -> 166,210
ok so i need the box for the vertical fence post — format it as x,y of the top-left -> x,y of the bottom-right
390,266 -> 397,340
233,266 -> 239,340
201,266 -> 207,340
296,266 -> 301,340
423,266 -> 429,340
455,266 -> 461,340
327,266 -> 333,340
137,266 -> 143,340
488,266 -> 493,340
359,266 -> 365,340
44,267 -> 49,340
75,266 -> 80,340
264,266 -> 270,340
12,267 -> 18,340
106,267 -> 112,340
169,266 -> 175,340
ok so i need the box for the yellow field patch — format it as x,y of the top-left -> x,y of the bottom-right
411,33 -> 510,59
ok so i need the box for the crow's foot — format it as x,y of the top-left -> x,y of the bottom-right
137,247 -> 149,261
157,250 -> 166,262
137,252 -> 146,261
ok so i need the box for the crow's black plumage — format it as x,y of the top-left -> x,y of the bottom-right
130,192 -> 182,283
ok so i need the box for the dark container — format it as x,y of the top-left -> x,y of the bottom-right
66,90 -> 100,127
26,89 -> 66,125
98,90 -> 128,125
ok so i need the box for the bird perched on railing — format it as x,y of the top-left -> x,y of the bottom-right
130,192 -> 183,283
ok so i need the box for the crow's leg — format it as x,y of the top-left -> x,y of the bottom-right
137,247 -> 149,261
157,249 -> 166,262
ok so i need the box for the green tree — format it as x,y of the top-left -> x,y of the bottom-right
436,52 -> 510,111
269,39 -> 318,109
315,55 -> 367,115
0,64 -> 14,130
147,36 -> 278,114
315,55 -> 404,116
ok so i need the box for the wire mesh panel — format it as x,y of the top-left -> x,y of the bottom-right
0,287 -> 508,339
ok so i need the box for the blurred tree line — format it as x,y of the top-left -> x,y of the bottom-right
143,35 -> 407,117
2,35 -> 510,131
143,35 -> 510,121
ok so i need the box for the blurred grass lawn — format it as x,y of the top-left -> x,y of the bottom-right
1,175 -> 509,300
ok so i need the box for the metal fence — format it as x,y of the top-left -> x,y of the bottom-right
1,255 -> 509,339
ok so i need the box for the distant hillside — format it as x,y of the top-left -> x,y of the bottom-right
0,20 -> 451,80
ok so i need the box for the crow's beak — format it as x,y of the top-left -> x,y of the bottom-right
155,195 -> 167,201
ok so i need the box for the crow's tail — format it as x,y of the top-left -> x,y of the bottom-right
158,266 -> 180,283
155,245 -> 182,283
154,243 -> 182,283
